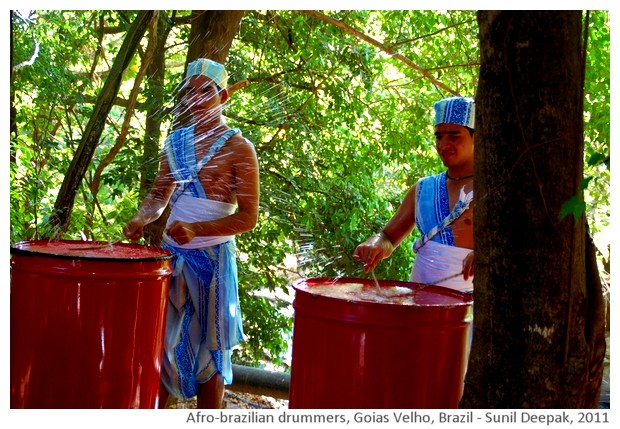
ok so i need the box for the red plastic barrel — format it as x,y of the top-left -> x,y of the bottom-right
289,277 -> 473,409
10,240 -> 173,409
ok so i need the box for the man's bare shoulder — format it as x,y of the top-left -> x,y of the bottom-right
227,133 -> 257,153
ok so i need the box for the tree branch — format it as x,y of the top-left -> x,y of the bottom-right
48,11 -> 156,235
297,10 -> 461,96
90,12 -> 160,197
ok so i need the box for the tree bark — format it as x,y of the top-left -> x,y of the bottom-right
10,11 -> 17,160
173,10 -> 246,129
90,12 -> 160,199
461,11 -> 606,408
47,11 -> 155,236
186,10 -> 246,64
142,12 -> 173,246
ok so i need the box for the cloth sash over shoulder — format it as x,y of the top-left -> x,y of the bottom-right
162,125 -> 240,249
413,171 -> 473,252
165,125 -> 240,203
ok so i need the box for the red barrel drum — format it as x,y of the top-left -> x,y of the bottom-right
10,240 -> 173,408
289,277 -> 473,409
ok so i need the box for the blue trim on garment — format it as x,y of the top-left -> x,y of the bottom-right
164,126 -> 240,205
159,241 -> 243,399
415,171 -> 454,246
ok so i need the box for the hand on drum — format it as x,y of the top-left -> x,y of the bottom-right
462,251 -> 475,280
353,232 -> 394,273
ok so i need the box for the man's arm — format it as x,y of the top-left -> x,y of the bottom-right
381,184 -> 418,247
123,154 -> 176,240
353,183 -> 418,272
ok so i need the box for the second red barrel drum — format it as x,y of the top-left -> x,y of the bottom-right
289,277 -> 473,409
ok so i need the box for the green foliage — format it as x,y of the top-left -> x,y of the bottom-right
559,177 -> 592,220
234,292 -> 293,369
230,10 -> 478,288
581,10 -> 610,259
10,10 -> 610,370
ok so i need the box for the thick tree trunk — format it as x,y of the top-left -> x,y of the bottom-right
173,10 -> 246,129
141,13 -> 173,246
47,11 -> 155,236
186,10 -> 246,64
461,11 -> 606,408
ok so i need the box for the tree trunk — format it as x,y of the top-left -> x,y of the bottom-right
186,10 -> 246,64
90,13 -> 160,199
142,12 -> 173,246
461,11 -> 606,408
173,10 -> 246,129
10,11 -> 17,161
47,11 -> 155,236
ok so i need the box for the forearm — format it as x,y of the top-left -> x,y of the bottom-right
132,194 -> 169,225
124,192 -> 171,241
190,211 -> 258,237
381,222 -> 415,249
379,184 -> 417,248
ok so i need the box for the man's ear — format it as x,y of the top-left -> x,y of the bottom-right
220,88 -> 230,103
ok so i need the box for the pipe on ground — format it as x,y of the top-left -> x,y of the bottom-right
227,364 -> 290,400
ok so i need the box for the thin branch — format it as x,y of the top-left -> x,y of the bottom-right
90,12 -> 159,196
297,10 -> 461,96
13,38 -> 39,70
387,18 -> 477,50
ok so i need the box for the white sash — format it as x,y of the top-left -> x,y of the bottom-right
410,241 -> 473,292
163,194 -> 236,249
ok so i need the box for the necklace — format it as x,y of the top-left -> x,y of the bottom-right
446,172 -> 473,181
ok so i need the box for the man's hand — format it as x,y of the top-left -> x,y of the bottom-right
123,218 -> 145,241
462,251 -> 475,280
353,233 -> 394,273
166,221 -> 196,245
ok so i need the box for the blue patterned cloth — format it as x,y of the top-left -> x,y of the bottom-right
434,96 -> 475,129
160,242 -> 244,399
165,126 -> 239,203
413,172 -> 474,253
414,172 -> 453,248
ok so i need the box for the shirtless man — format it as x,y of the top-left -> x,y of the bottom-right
354,96 -> 475,292
123,58 -> 259,408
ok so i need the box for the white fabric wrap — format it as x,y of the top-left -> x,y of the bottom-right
163,194 -> 236,249
410,240 -> 473,292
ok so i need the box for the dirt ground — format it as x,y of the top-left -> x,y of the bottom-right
169,391 -> 288,409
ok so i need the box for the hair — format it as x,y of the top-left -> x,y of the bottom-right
466,127 -> 474,137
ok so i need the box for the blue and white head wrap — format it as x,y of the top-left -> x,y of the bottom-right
185,58 -> 228,89
434,96 -> 475,129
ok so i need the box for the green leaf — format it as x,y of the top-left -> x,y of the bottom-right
560,194 -> 586,220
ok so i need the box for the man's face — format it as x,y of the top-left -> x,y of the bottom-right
182,75 -> 223,118
434,123 -> 474,167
